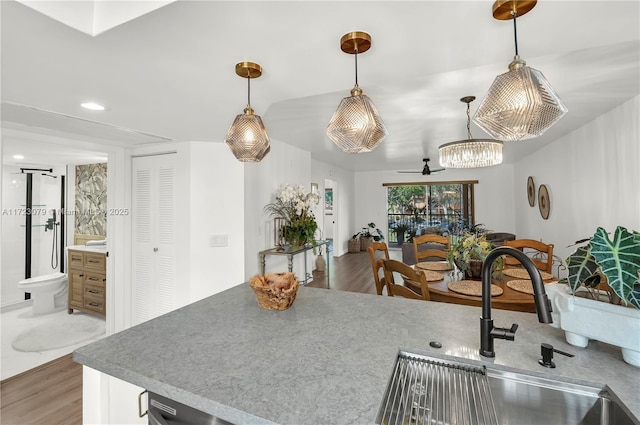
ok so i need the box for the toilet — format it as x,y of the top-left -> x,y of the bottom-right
18,272 -> 68,315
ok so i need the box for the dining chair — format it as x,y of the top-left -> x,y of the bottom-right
503,239 -> 554,274
382,259 -> 431,301
368,241 -> 392,295
413,234 -> 450,264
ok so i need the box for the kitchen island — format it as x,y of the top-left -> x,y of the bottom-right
74,283 -> 640,424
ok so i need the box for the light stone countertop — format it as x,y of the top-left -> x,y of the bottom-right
74,283 -> 640,424
65,244 -> 107,254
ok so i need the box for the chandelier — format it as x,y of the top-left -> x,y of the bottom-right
473,0 -> 567,142
225,62 -> 270,162
326,31 -> 388,153
439,96 -> 503,169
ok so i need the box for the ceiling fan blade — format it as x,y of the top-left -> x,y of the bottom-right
396,171 -> 423,173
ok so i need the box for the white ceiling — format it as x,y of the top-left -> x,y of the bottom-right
2,0 -> 639,172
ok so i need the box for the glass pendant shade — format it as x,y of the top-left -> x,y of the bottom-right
225,107 -> 270,162
225,61 -> 270,162
326,87 -> 388,153
327,31 -> 388,153
473,62 -> 568,142
439,139 -> 503,168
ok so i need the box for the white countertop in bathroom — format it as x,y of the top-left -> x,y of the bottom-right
65,244 -> 108,254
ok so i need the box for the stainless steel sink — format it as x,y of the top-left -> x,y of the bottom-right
376,350 -> 639,425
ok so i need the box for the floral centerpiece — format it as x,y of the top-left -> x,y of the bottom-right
264,184 -> 320,248
447,231 -> 502,279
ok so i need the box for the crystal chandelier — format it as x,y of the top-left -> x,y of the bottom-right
326,31 -> 388,153
225,62 -> 270,162
439,96 -> 503,168
473,0 -> 567,142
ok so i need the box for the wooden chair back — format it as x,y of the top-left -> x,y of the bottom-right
368,241 -> 391,295
413,234 -> 450,263
503,239 -> 554,274
382,259 -> 431,301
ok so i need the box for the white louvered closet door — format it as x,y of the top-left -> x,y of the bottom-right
132,154 -> 176,326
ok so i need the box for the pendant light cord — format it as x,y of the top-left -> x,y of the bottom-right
512,10 -> 519,56
247,75 -> 251,106
466,101 -> 473,140
354,48 -> 359,86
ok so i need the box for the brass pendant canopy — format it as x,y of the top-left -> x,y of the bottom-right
235,61 -> 262,78
326,31 -> 388,154
225,61 -> 270,162
492,0 -> 537,20
439,96 -> 503,169
473,0 -> 567,142
340,31 -> 371,54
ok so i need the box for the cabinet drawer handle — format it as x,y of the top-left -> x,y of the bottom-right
87,289 -> 100,294
79,274 -> 84,277
88,302 -> 100,307
88,277 -> 99,282
138,390 -> 148,418
88,260 -> 100,264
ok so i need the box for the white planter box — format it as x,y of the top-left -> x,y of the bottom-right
546,283 -> 640,367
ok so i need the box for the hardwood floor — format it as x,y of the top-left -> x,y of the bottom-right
1,354 -> 82,425
0,248 -> 388,424
310,246 -> 402,293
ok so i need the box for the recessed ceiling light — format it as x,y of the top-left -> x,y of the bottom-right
13,154 -> 24,160
81,102 -> 105,111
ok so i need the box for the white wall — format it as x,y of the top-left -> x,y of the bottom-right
513,95 -> 640,268
353,165 -> 517,245
244,138 -> 313,280
187,142 -> 244,301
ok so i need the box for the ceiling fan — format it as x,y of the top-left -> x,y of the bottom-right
397,158 -> 445,176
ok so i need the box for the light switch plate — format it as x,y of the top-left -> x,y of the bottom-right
209,234 -> 228,247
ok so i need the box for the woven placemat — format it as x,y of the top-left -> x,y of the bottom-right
416,261 -> 453,271
503,268 -> 554,281
417,269 -> 444,282
447,280 -> 503,297
506,279 -> 534,295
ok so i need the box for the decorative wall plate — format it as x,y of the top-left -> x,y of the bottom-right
527,176 -> 535,207
538,184 -> 550,219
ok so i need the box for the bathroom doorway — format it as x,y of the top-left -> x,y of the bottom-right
1,138 -> 108,380
324,178 -> 337,257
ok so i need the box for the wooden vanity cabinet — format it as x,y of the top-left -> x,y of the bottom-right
68,249 -> 106,317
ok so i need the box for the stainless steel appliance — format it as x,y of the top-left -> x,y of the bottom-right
147,392 -> 233,425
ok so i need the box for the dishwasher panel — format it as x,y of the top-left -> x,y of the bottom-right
147,392 -> 234,425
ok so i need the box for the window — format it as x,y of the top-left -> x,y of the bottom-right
383,181 -> 477,245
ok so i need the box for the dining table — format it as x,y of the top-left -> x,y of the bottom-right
409,261 -> 557,313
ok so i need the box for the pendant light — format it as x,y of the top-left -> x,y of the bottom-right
225,62 -> 270,162
326,31 -> 388,153
439,96 -> 503,168
473,0 -> 567,142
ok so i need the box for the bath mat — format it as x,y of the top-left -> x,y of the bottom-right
12,314 -> 105,352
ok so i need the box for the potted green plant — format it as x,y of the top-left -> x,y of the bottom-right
355,222 -> 384,251
546,225 -> 640,367
391,222 -> 411,247
446,230 -> 502,279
